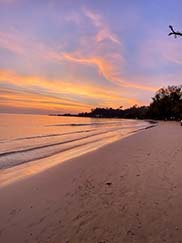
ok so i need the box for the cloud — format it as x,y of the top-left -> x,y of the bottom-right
83,7 -> 121,45
0,23 -> 156,94
0,32 -> 24,54
0,68 -> 140,113
0,87 -> 91,112
0,30 -> 64,61
59,8 -> 157,93
0,86 -> 92,114
139,31 -> 182,69
96,29 -> 120,44
63,52 -> 119,81
62,52 -> 157,92
0,7 -> 159,114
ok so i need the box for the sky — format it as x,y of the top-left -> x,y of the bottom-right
0,0 -> 182,114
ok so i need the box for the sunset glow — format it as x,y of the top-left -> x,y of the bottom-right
0,0 -> 181,114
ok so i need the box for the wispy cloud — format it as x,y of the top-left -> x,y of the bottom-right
0,87 -> 91,113
0,68 -> 140,113
139,31 -> 182,68
62,51 -> 157,92
0,27 -> 156,93
83,7 -> 121,45
60,8 -> 158,92
0,5 -> 163,114
63,52 -> 119,81
0,32 -> 24,54
0,30 -> 65,61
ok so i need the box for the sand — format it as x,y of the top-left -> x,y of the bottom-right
1,121 -> 182,243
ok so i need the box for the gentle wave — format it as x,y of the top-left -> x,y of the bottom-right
0,131 -> 128,169
49,121 -> 125,127
0,126 -> 131,157
0,132 -> 125,170
0,129 -> 97,144
14,129 -> 95,141
0,114 -> 151,170
0,127 -> 149,170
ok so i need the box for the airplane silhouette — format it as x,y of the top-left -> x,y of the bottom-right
168,25 -> 182,38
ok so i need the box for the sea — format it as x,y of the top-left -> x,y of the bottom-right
0,113 -> 150,172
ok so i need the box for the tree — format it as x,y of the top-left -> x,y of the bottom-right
168,25 -> 182,38
148,85 -> 182,120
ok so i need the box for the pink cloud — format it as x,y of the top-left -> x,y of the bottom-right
0,32 -> 24,54
139,31 -> 182,68
83,7 -> 121,45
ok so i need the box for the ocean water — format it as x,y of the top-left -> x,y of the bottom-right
0,114 -> 150,172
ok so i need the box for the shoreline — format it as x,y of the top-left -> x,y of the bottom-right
1,121 -> 182,242
0,121 -> 152,188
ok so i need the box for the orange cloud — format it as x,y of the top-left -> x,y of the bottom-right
0,30 -> 60,60
62,52 -> 158,92
63,53 -> 118,81
0,69 -> 114,99
2,91 -> 136,110
114,77 -> 157,92
0,9 -> 158,113
0,69 -> 140,113
0,88 -> 92,113
0,27 -> 157,94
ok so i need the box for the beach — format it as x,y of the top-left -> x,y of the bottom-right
1,121 -> 182,243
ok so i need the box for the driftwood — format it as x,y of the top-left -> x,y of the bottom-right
168,25 -> 182,38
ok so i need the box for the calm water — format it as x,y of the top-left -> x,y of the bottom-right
0,114 -> 150,170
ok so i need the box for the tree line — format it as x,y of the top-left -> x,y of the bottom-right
74,85 -> 182,120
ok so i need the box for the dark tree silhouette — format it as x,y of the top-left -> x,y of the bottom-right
168,25 -> 182,38
148,86 -> 182,120
75,86 -> 182,120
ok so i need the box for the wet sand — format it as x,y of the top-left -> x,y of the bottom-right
1,121 -> 182,243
